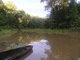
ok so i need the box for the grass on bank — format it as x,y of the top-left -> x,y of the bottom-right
0,29 -> 17,37
0,28 -> 79,37
22,29 -> 79,34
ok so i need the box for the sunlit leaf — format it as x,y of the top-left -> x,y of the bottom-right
4,2 -> 16,10
18,18 -> 22,23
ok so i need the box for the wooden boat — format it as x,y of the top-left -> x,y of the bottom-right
0,45 -> 33,60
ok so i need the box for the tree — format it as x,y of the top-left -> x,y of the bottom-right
0,0 -> 7,30
28,16 -> 45,28
41,0 -> 69,8
4,2 -> 16,10
41,0 -> 80,29
15,10 -> 30,29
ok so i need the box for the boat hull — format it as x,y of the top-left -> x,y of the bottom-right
0,45 -> 33,60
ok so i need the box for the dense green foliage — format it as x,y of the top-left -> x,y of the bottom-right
0,0 -> 80,31
0,0 -> 45,31
27,17 -> 45,28
42,0 -> 80,30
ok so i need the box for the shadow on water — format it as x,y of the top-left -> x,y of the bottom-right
0,32 -> 80,60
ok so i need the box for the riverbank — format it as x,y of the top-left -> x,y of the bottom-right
22,29 -> 71,34
0,29 -> 17,37
0,29 -> 79,36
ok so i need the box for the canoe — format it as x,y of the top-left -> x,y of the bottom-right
0,45 -> 33,60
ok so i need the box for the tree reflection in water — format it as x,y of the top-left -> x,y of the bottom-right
0,32 -> 80,60
0,32 -> 47,52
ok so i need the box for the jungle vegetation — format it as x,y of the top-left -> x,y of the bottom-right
0,0 -> 80,32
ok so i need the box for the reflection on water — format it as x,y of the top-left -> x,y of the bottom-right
25,40 -> 51,60
78,58 -> 80,60
0,32 -> 80,60
0,32 -> 45,52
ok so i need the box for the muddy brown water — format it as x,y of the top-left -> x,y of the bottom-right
0,32 -> 80,60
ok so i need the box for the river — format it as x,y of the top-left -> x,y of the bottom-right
0,32 -> 80,60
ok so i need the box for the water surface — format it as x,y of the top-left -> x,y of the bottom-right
0,32 -> 80,60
